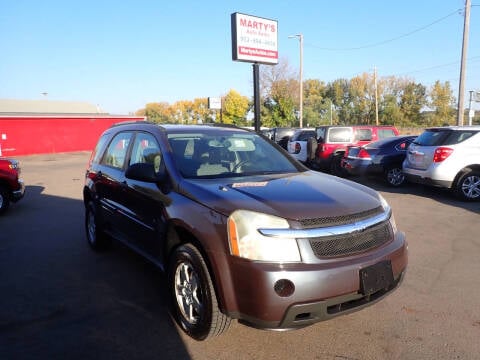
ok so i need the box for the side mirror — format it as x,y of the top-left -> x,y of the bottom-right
126,163 -> 166,183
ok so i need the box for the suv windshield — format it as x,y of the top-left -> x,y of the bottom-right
414,129 -> 478,146
168,130 -> 300,178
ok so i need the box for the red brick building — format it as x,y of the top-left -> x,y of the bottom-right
0,99 -> 145,156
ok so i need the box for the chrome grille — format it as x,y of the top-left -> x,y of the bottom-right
299,206 -> 384,228
308,220 -> 393,258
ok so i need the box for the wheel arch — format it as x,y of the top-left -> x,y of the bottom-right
452,164 -> 480,189
164,222 -> 231,314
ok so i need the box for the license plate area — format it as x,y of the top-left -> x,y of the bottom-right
360,260 -> 394,296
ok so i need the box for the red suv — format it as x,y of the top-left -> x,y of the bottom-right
307,125 -> 399,176
0,157 -> 25,214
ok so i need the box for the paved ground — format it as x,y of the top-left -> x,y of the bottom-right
1,151 -> 479,360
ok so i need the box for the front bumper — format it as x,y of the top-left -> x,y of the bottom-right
12,179 -> 25,202
225,231 -> 408,330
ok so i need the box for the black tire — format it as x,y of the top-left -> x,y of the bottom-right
85,201 -> 111,250
384,166 -> 405,187
454,168 -> 480,201
330,154 -> 347,177
0,186 -> 10,215
169,243 -> 231,340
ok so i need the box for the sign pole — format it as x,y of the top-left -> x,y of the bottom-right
253,63 -> 261,132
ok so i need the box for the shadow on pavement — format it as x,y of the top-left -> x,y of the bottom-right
0,185 -> 192,360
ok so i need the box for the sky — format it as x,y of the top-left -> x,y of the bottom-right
1,0 -> 479,115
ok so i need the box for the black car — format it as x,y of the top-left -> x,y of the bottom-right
264,127 -> 296,150
342,135 -> 417,186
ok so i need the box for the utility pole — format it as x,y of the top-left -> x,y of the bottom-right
289,34 -> 303,127
457,0 -> 471,126
374,66 -> 379,126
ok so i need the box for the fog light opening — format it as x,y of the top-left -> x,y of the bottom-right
274,279 -> 295,297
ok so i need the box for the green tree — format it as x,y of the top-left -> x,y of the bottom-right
303,79 -> 329,126
222,89 -> 250,125
429,81 -> 456,126
400,82 -> 427,126
137,102 -> 172,123
260,58 -> 298,127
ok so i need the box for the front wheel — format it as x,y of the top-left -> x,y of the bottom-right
169,243 -> 231,340
454,169 -> 480,201
385,167 -> 405,187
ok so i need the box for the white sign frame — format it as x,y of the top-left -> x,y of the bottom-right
231,12 -> 278,65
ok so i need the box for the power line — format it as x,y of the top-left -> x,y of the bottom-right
396,55 -> 480,76
305,8 -> 463,51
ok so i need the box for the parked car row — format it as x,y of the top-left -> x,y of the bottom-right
281,125 -> 480,201
341,135 -> 417,187
340,126 -> 480,201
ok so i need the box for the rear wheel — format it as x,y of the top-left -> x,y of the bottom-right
0,186 -> 10,215
385,167 -> 405,187
330,154 -> 347,177
454,169 -> 480,201
85,201 -> 111,250
169,243 -> 231,340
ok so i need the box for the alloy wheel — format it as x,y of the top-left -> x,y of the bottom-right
461,174 -> 480,199
174,260 -> 202,325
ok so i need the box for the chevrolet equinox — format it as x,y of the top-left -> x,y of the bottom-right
83,122 -> 407,341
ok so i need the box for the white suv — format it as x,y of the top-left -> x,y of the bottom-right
403,126 -> 480,201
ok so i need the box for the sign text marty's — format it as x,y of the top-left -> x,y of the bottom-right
231,13 -> 278,65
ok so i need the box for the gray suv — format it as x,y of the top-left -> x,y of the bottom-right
403,126 -> 480,201
84,121 -> 408,340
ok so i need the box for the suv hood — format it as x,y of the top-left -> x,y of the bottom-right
180,171 -> 382,221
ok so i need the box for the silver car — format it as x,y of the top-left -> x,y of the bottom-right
403,126 -> 480,201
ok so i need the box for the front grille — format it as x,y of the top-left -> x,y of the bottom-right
308,220 -> 393,258
299,206 -> 384,229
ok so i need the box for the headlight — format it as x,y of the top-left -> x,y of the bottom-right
378,194 -> 397,233
227,210 -> 301,262
378,194 -> 391,214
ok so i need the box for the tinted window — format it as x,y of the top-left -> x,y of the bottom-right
275,128 -> 294,142
91,134 -> 109,164
292,130 -> 315,142
327,128 -> 353,143
413,130 -> 477,146
355,129 -> 372,141
378,129 -> 396,139
129,132 -> 163,174
316,127 -> 326,141
101,132 -> 133,169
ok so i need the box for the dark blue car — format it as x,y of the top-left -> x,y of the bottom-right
342,135 -> 417,186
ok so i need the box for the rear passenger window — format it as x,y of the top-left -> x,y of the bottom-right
355,129 -> 372,141
328,128 -> 352,142
378,129 -> 396,139
91,134 -> 109,164
297,131 -> 315,141
101,132 -> 133,169
444,131 -> 477,145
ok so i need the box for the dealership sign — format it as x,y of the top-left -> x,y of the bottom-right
231,13 -> 278,65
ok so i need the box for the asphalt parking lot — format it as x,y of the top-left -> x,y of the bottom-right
1,151 -> 480,360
